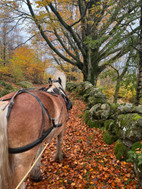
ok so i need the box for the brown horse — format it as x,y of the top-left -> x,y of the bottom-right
0,71 -> 71,189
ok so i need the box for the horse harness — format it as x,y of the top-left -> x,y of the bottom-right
1,83 -> 72,154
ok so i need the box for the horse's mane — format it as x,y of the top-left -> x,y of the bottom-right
53,70 -> 66,90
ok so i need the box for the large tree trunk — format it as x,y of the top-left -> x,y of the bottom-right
136,1 -> 142,105
136,64 -> 142,105
82,48 -> 101,86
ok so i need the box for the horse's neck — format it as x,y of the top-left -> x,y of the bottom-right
53,70 -> 66,90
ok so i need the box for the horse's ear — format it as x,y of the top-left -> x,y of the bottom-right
58,77 -> 62,85
48,77 -> 52,85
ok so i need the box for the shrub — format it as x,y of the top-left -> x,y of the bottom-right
0,80 -> 17,97
103,131 -> 117,145
128,142 -> 142,167
114,140 -> 129,160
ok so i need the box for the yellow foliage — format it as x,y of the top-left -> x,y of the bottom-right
0,65 -> 10,79
119,86 -> 136,103
10,45 -> 47,83
100,83 -> 136,103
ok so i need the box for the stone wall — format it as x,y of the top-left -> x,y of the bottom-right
67,81 -> 142,186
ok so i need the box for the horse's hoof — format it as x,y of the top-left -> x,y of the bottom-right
31,175 -> 42,182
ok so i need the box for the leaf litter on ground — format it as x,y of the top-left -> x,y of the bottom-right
26,97 -> 142,189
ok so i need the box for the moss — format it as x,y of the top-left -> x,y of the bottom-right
131,142 -> 142,151
110,103 -> 119,111
103,131 -> 117,145
82,94 -> 89,102
114,140 -> 129,160
66,82 -> 78,91
95,120 -> 105,128
0,81 -> 17,97
0,80 -> 7,87
133,114 -> 142,121
17,81 -> 34,88
87,120 -> 96,128
84,111 -> 90,124
104,119 -> 115,132
88,96 -> 106,107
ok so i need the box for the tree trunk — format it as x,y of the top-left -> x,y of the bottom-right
82,56 -> 100,86
136,66 -> 142,105
136,1 -> 142,105
113,78 -> 121,103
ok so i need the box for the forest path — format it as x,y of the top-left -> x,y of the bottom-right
26,97 -> 141,189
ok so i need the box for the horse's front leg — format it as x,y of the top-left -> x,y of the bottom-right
54,129 -> 65,163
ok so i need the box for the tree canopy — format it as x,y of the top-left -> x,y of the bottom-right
0,0 -> 139,85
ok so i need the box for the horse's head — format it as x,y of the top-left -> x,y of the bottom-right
47,70 -> 66,95
47,72 -> 72,111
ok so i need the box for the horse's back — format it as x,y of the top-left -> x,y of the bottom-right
6,90 -> 66,149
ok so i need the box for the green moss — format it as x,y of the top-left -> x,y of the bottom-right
0,81 -> 17,97
133,114 -> 142,121
104,119 -> 115,132
17,81 -> 34,88
110,103 -> 119,111
82,94 -> 89,102
131,142 -> 142,151
87,120 -> 96,128
95,120 -> 105,128
0,80 -> 7,87
88,96 -> 106,107
103,131 -> 117,145
77,87 -> 84,95
114,140 -> 129,160
84,111 -> 90,124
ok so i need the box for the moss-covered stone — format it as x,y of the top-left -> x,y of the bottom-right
66,82 -> 79,91
114,140 -> 129,160
103,131 -> 117,145
115,114 -> 142,145
88,96 -> 106,108
89,103 -> 110,120
104,119 -> 116,134
82,93 -> 89,102
110,103 -> 119,111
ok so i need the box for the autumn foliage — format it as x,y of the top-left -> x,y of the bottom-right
0,45 -> 47,83
26,97 -> 141,189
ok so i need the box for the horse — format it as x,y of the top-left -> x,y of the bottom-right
0,70 -> 72,189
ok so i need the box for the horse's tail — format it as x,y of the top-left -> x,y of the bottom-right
0,102 -> 10,189
53,70 -> 66,90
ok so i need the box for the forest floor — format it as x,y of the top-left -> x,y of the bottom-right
26,96 -> 141,189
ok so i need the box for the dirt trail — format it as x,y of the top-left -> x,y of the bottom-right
26,98 -> 141,189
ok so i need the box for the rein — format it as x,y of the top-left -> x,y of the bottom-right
15,142 -> 50,189
1,86 -> 69,154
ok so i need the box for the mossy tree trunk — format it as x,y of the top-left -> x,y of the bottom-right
82,47 -> 106,86
136,1 -> 142,105
112,58 -> 129,103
